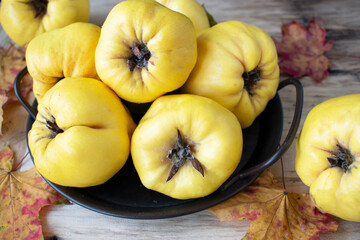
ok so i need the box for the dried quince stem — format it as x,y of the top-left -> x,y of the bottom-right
166,129 -> 204,182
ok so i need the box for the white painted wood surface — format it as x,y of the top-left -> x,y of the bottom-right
1,0 -> 360,239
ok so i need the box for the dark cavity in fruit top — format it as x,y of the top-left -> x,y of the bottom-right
29,0 -> 49,18
328,143 -> 355,173
166,129 -> 204,182
243,67 -> 261,96
127,43 -> 151,72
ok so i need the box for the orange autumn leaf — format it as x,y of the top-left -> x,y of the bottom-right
0,146 -> 67,240
274,17 -> 333,82
0,43 -> 33,102
208,170 -> 338,240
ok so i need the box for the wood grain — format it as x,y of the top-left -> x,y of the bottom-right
1,0 -> 360,239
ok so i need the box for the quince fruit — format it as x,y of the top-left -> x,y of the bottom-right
26,22 -> 100,102
0,0 -> 89,46
131,94 -> 243,199
95,0 -> 197,103
156,0 -> 210,34
182,21 -> 279,128
28,77 -> 135,187
296,94 -> 360,222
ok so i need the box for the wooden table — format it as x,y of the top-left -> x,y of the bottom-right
1,0 -> 360,239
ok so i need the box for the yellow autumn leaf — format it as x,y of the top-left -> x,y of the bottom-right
0,43 -> 32,102
208,170 -> 338,240
0,145 -> 67,240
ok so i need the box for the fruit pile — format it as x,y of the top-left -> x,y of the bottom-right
10,0 -> 280,199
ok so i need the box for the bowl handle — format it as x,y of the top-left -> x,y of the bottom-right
14,67 -> 37,120
220,78 -> 303,191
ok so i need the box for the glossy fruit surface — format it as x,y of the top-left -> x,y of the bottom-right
156,0 -> 210,34
296,94 -> 360,222
182,21 -> 279,128
28,77 -> 135,187
95,0 -> 197,103
26,22 -> 100,102
0,0 -> 89,46
131,94 -> 243,199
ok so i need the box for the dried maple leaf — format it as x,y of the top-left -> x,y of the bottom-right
0,94 -> 8,135
0,43 -> 33,102
274,17 -> 334,82
208,170 -> 338,240
0,145 -> 67,240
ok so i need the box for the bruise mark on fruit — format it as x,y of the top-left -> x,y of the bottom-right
243,66 -> 261,96
166,129 -> 204,182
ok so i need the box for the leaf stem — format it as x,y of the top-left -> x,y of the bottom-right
12,151 -> 30,171
280,157 -> 286,189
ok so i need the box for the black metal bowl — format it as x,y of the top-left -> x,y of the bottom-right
14,67 -> 303,219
